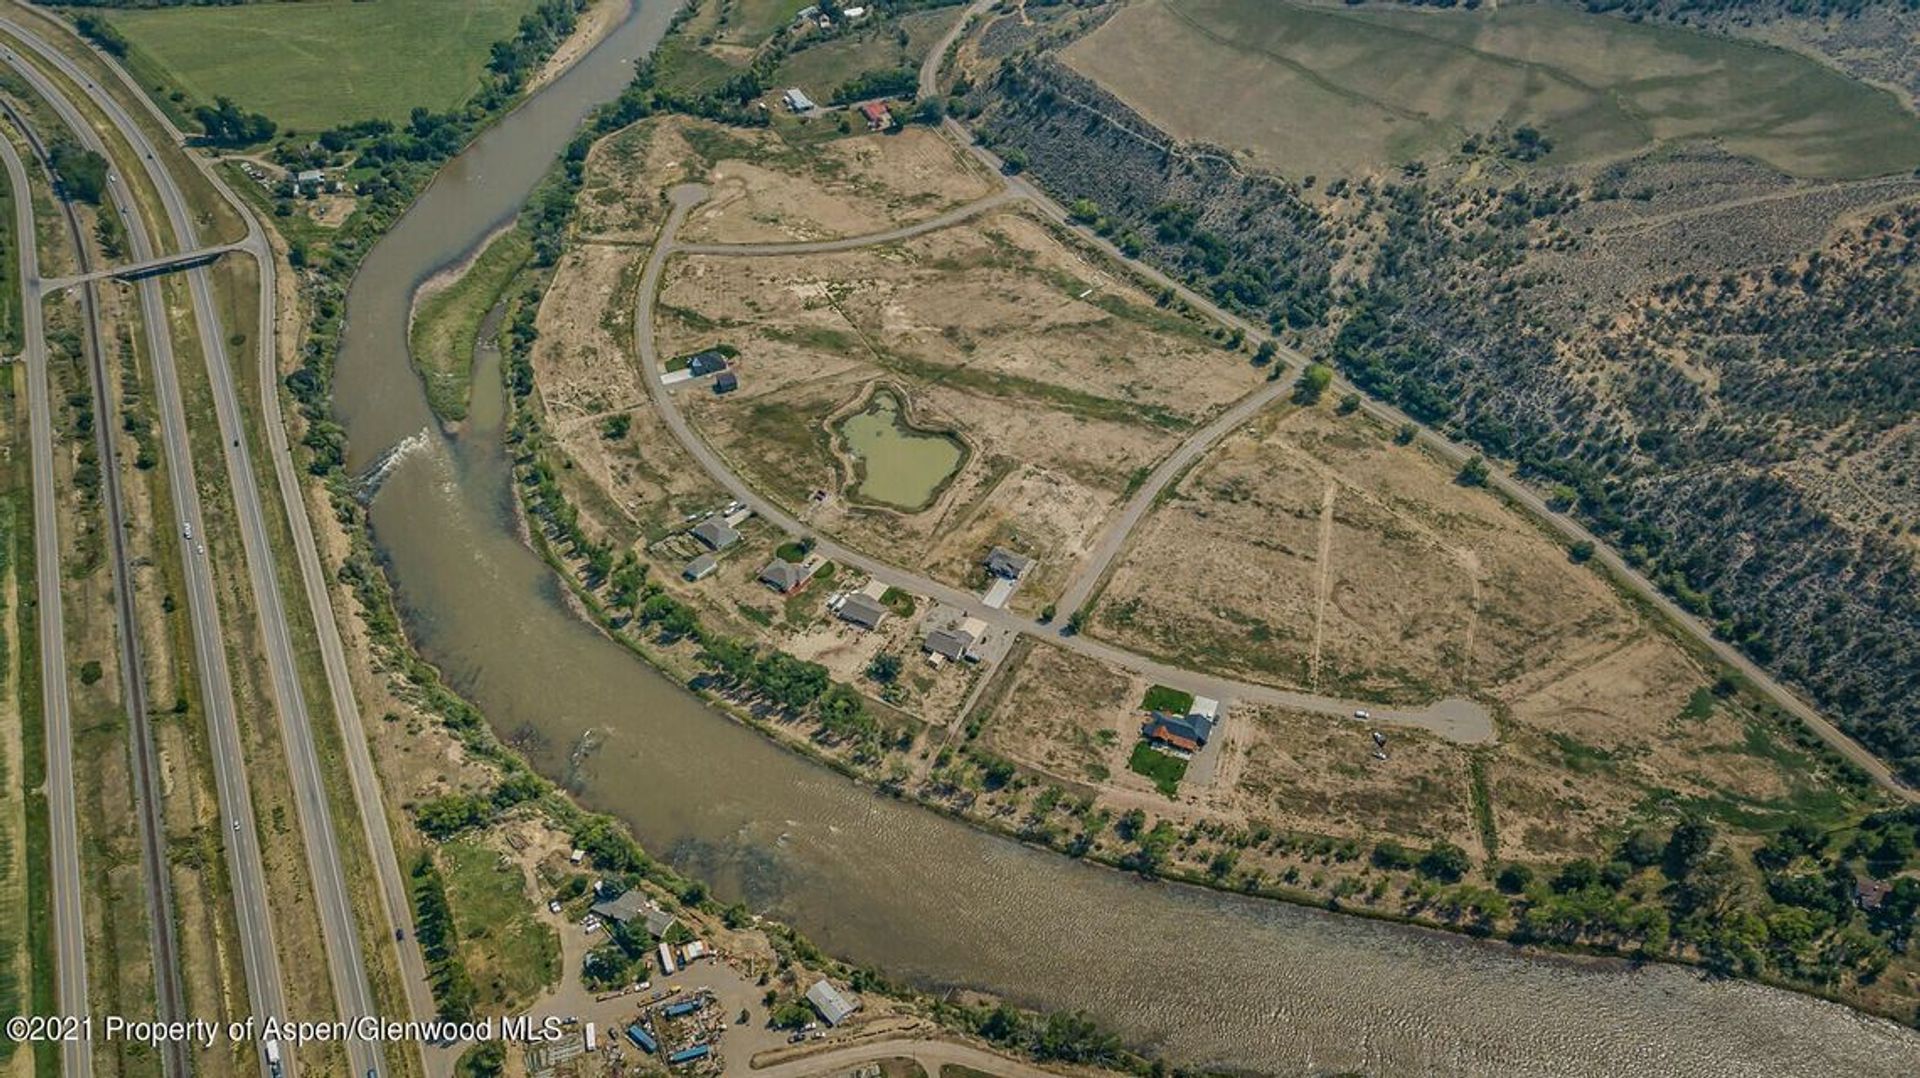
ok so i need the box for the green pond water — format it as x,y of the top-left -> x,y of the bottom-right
839,393 -> 963,509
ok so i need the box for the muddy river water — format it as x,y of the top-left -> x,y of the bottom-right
328,2 -> 1920,1073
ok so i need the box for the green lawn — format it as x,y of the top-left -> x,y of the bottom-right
1140,684 -> 1194,715
1128,741 -> 1186,797
110,0 -> 537,130
441,839 -> 561,1013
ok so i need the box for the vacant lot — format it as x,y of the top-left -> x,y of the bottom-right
658,208 -> 1253,606
530,242 -> 726,546
442,838 -> 561,1014
111,0 -> 536,129
1064,0 -> 1920,179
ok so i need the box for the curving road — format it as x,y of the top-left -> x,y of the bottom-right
2,119 -> 91,1078
910,4 -> 1915,800
747,1036 -> 1060,1078
638,184 -> 1493,743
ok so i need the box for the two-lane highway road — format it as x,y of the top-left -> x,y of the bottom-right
2,116 -> 92,1078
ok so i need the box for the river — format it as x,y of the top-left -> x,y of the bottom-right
327,2 -> 1920,1073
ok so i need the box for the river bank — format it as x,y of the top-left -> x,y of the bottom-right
303,1 -> 1920,1073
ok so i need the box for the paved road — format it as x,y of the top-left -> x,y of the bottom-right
3,100 -> 193,1076
40,240 -> 243,289
745,1036 -> 1059,1078
638,185 -> 1491,742
0,38 -> 300,1075
909,8 -> 1915,799
11,15 -> 442,1069
2,116 -> 92,1078
0,22 -> 394,1074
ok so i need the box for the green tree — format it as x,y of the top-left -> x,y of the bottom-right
1293,362 -> 1333,405
1457,455 -> 1490,487
1418,841 -> 1472,882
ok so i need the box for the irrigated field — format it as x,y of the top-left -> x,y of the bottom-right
1063,0 -> 1920,180
110,0 -> 537,129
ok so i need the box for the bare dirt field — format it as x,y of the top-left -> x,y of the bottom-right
655,207 -> 1257,607
530,242 -> 727,544
577,115 -> 999,246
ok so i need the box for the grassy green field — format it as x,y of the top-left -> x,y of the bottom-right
1063,0 -> 1920,180
1127,741 -> 1186,797
0,167 -> 18,354
410,228 -> 533,423
442,839 -> 560,1013
110,0 -> 537,130
774,8 -> 965,103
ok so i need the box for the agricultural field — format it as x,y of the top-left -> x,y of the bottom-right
108,0 -> 538,130
657,208 -> 1254,608
1062,0 -> 1920,180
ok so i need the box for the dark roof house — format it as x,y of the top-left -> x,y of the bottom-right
691,518 -> 740,551
923,626 -> 974,661
759,558 -> 815,593
714,370 -> 739,394
985,546 -> 1032,580
687,350 -> 729,377
590,890 -> 649,926
1142,710 -> 1214,751
837,593 -> 889,630
1856,877 -> 1894,911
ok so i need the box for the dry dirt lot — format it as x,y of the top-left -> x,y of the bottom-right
655,207 -> 1258,608
576,115 -> 999,246
1093,402 -> 1639,705
531,242 -> 727,544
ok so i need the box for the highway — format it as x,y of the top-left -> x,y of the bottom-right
3,12 -> 439,1069
3,98 -> 193,1076
0,21 -> 393,1075
0,40 -> 300,1075
2,115 -> 91,1078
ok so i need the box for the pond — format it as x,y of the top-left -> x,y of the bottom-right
837,390 -> 964,510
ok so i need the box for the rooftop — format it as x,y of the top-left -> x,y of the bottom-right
837,592 -> 889,629
691,518 -> 740,551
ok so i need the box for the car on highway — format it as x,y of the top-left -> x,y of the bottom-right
182,521 -> 192,539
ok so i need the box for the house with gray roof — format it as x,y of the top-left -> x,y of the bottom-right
836,593 -> 889,630
759,558 -> 815,594
985,546 -> 1033,580
691,518 -> 740,551
805,979 -> 861,1026
682,553 -> 717,582
922,626 -> 974,661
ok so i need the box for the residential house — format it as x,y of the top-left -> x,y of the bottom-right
923,626 -> 973,661
682,553 -> 717,582
858,101 -> 893,131
985,546 -> 1032,580
806,979 -> 861,1026
589,890 -> 650,927
1141,710 -> 1215,755
760,558 -> 815,593
691,518 -> 740,551
714,370 -> 740,394
687,350 -> 728,377
1856,877 -> 1894,911
836,592 -> 889,630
